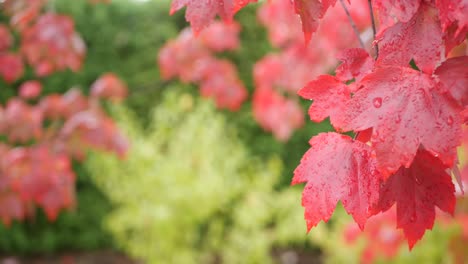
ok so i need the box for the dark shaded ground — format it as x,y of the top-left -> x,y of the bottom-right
272,247 -> 323,264
0,248 -> 322,264
0,251 -> 139,264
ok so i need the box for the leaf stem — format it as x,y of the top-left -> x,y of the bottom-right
368,0 -> 379,58
338,0 -> 365,49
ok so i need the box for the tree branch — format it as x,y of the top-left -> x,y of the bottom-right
368,0 -> 379,58
339,0 -> 365,49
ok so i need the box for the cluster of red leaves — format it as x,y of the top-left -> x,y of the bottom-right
0,2 -> 128,225
169,0 -> 468,249
0,77 -> 128,225
253,0 -> 369,140
158,22 -> 247,111
0,4 -> 85,81
21,13 -> 86,76
293,0 -> 467,249
344,129 -> 468,263
169,0 -> 258,33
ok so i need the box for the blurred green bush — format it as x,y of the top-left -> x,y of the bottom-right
85,88 -> 317,264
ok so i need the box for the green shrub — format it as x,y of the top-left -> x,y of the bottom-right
85,88 -> 319,263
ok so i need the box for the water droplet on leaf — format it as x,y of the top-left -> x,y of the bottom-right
373,97 -> 382,108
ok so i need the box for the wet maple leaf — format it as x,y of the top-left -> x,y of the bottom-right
434,56 -> 468,107
292,0 -> 339,43
375,3 -> 443,74
372,149 -> 456,249
292,133 -> 382,230
170,0 -> 256,33
335,48 -> 374,83
298,75 -> 350,125
335,66 -> 462,177
436,0 -> 468,38
292,0 -> 323,44
373,0 -> 421,28
198,59 -> 247,111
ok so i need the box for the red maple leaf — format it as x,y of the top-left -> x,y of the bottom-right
335,66 -> 462,177
292,133 -> 382,230
436,0 -> 468,38
335,48 -> 374,83
292,0 -> 324,43
375,3 -> 443,73
298,75 -> 350,125
373,0 -> 421,28
170,0 -> 256,33
434,56 -> 468,107
371,149 -> 456,248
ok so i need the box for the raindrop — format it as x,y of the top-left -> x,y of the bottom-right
373,97 -> 383,108
395,115 -> 401,124
446,116 -> 453,125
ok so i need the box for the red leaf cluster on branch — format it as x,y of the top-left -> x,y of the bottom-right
0,79 -> 129,225
169,0 -> 468,248
158,22 -> 247,111
253,0 -> 370,140
293,1 -> 467,248
0,2 -> 128,225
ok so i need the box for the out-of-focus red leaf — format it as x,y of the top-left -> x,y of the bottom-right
2,99 -> 43,143
0,53 -> 24,83
21,13 -> 86,76
170,0 -> 256,33
91,73 -> 128,103
253,88 -> 304,141
59,111 -> 128,160
19,80 -> 42,99
0,24 -> 13,51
